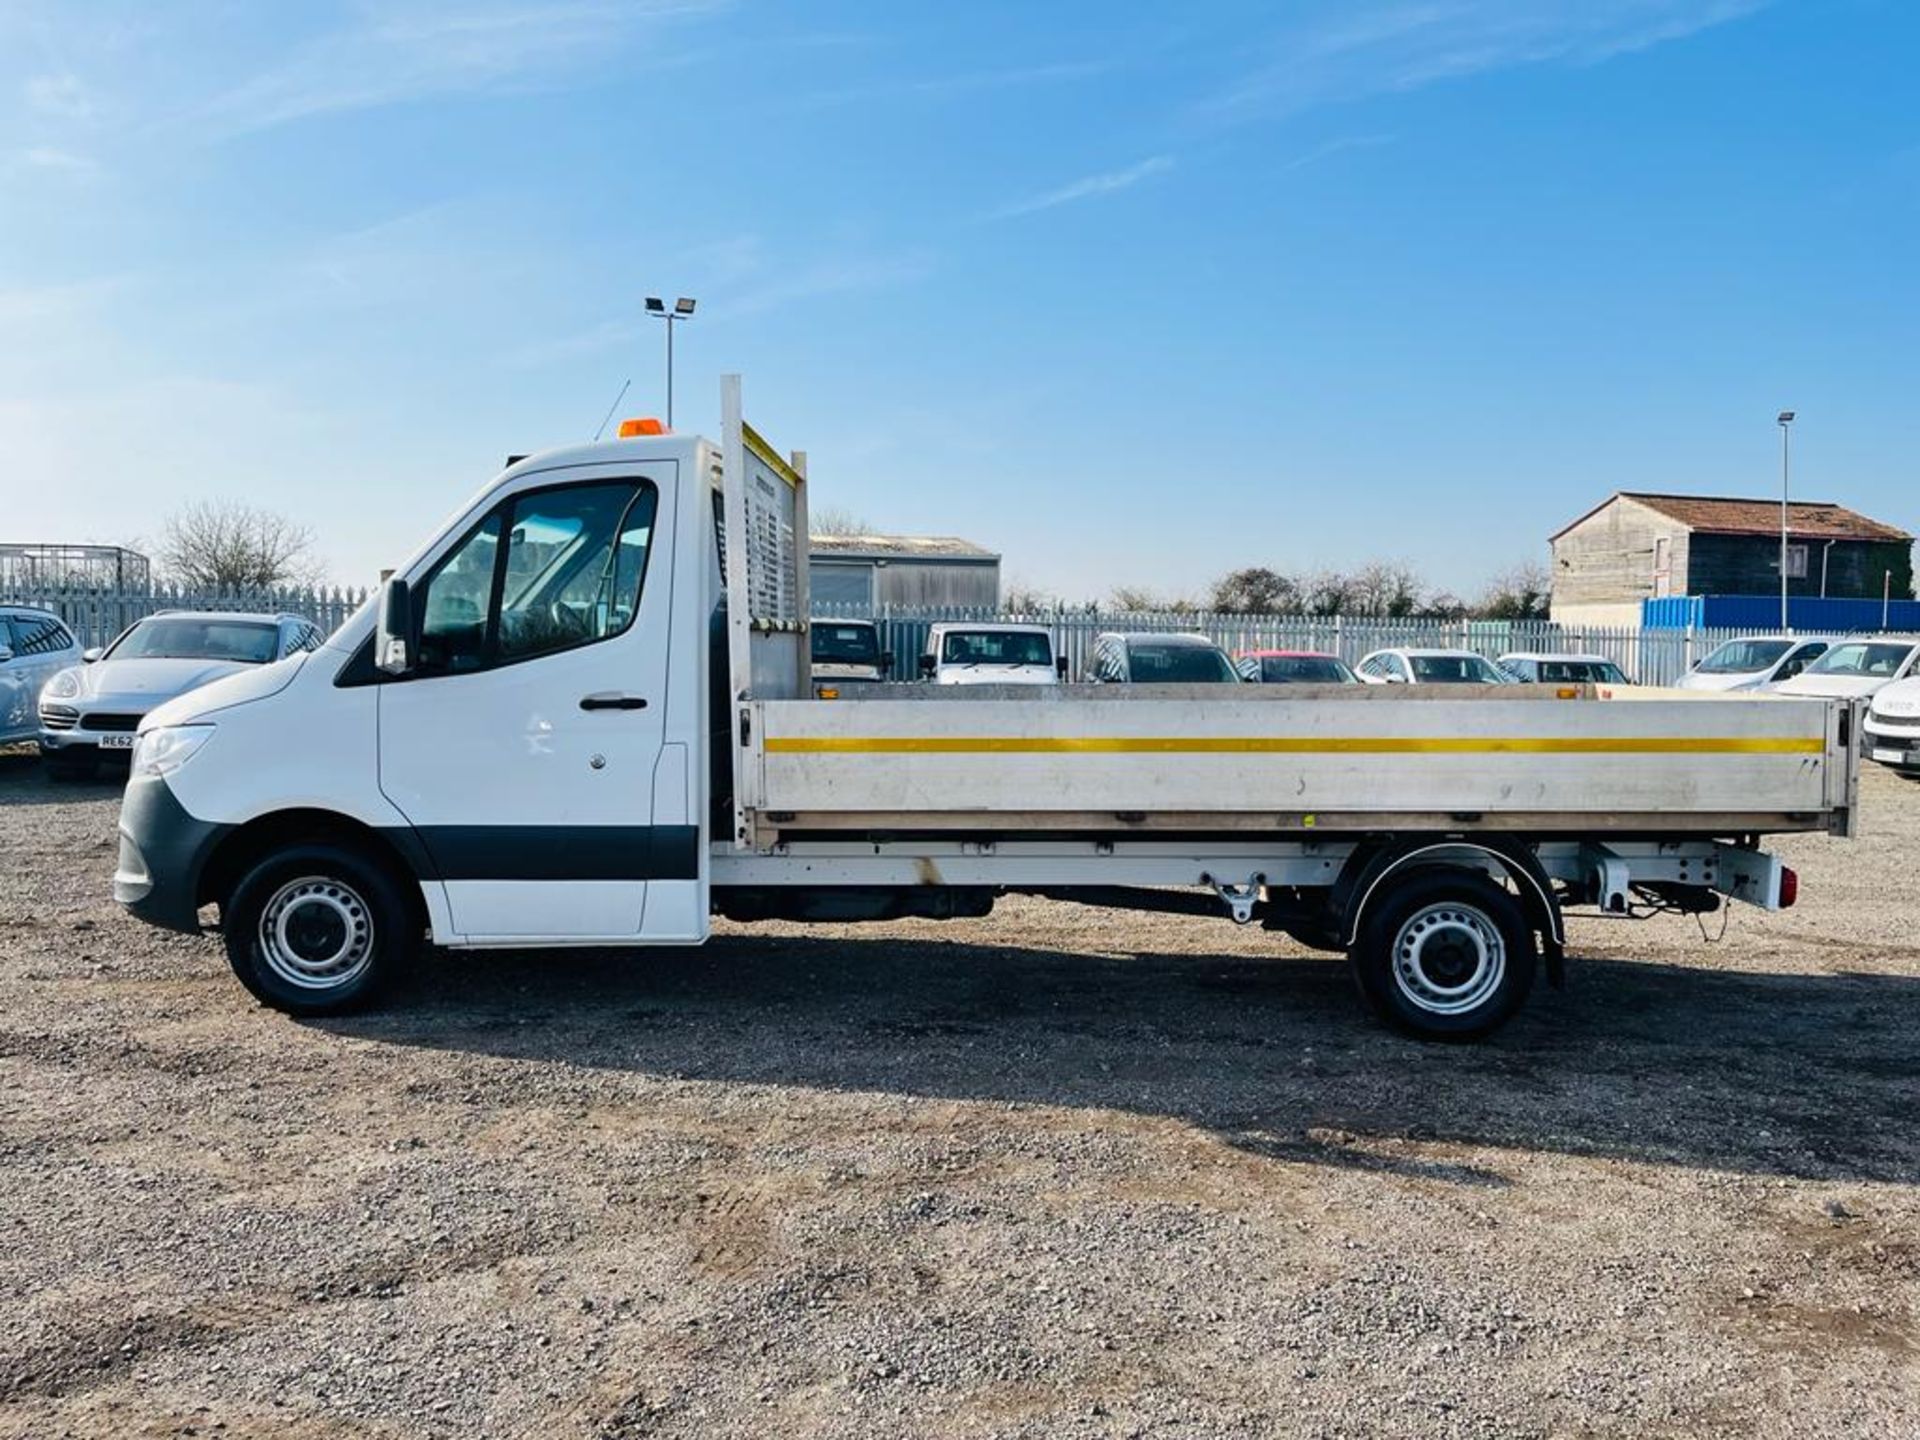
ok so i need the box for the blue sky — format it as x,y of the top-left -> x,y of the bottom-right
4,0 -> 1917,602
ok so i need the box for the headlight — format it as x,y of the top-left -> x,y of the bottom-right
41,668 -> 82,701
132,725 -> 214,779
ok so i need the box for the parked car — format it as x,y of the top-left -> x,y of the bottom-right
1355,648 -> 1510,685
1233,649 -> 1358,684
39,610 -> 325,778
1,606 -> 83,747
1496,652 -> 1632,685
1863,675 -> 1920,778
1089,632 -> 1240,683
1673,635 -> 1833,692
919,623 -> 1064,685
810,619 -> 891,697
1767,637 -> 1920,699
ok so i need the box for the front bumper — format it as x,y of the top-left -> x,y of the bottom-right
114,775 -> 232,932
40,702 -> 147,759
1863,716 -> 1920,769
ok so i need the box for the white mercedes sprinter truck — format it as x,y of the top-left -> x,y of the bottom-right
114,378 -> 1857,1040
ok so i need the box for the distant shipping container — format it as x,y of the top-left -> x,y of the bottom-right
1643,594 -> 1920,632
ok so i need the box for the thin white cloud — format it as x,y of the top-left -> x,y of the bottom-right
23,72 -> 95,120
1201,0 -> 1770,124
795,58 -> 1111,110
198,0 -> 728,136
19,146 -> 100,175
989,155 -> 1174,221
1278,133 -> 1395,173
709,251 -> 934,319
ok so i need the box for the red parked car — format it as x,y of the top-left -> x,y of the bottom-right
1233,649 -> 1359,684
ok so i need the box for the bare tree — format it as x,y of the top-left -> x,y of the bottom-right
1001,579 -> 1057,613
1476,561 -> 1552,620
1208,566 -> 1299,615
1106,584 -> 1196,613
1297,569 -> 1356,616
159,500 -> 320,590
810,505 -> 874,537
1346,560 -> 1424,617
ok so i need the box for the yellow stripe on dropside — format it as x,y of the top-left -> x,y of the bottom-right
742,422 -> 801,488
762,735 -> 1826,756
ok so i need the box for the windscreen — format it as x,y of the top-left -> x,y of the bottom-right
1410,653 -> 1506,683
812,623 -> 881,665
1537,659 -> 1629,684
1259,655 -> 1353,683
940,630 -> 1052,666
112,619 -> 279,664
1802,641 -> 1914,678
1129,643 -> 1238,682
1697,639 -> 1792,674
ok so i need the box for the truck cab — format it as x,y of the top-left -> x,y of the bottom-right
810,618 -> 891,696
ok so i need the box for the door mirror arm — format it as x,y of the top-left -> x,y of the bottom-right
377,577 -> 416,676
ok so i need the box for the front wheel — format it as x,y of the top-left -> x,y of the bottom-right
222,843 -> 413,1015
1349,869 -> 1537,1041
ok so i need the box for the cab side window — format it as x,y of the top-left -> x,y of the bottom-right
413,480 -> 658,676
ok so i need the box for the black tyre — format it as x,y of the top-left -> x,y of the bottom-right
221,843 -> 413,1016
1348,869 -> 1537,1041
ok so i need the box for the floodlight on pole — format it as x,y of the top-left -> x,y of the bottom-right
1778,410 -> 1796,631
645,296 -> 697,425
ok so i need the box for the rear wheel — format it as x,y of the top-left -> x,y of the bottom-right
222,843 -> 412,1015
1349,869 -> 1536,1041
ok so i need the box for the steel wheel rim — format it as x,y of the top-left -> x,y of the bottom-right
257,876 -> 374,991
1392,902 -> 1505,1016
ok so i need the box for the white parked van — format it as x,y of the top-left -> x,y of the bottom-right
1675,635 -> 1833,692
918,623 -> 1063,685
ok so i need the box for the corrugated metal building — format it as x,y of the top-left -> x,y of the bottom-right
810,534 -> 1000,610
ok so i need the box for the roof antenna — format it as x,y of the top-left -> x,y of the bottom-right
592,378 -> 632,442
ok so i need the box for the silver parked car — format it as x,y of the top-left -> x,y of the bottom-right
1,606 -> 84,746
38,610 -> 325,778
1087,632 -> 1240,683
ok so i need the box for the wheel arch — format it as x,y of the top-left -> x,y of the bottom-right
1334,838 -> 1565,981
198,807 -> 428,923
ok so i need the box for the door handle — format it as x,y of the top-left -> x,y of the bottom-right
579,692 -> 649,711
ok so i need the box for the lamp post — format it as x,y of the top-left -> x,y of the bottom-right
1777,410 -> 1795,630
645,296 -> 697,426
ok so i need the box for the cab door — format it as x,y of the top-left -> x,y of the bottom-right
377,464 -> 688,942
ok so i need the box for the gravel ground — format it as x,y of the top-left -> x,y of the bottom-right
1,747 -> 1916,1439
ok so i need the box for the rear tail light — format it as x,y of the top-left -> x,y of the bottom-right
1779,866 -> 1798,909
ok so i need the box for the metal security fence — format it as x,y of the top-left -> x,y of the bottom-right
810,604 -> 1861,686
2,583 -> 371,650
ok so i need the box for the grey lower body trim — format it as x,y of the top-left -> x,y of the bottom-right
115,777 -> 231,933
401,825 -> 701,882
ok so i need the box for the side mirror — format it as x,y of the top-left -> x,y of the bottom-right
918,654 -> 936,678
1384,672 -> 1407,684
82,647 -> 103,663
880,650 -> 894,677
376,576 -> 415,676
0,646 -> 12,664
